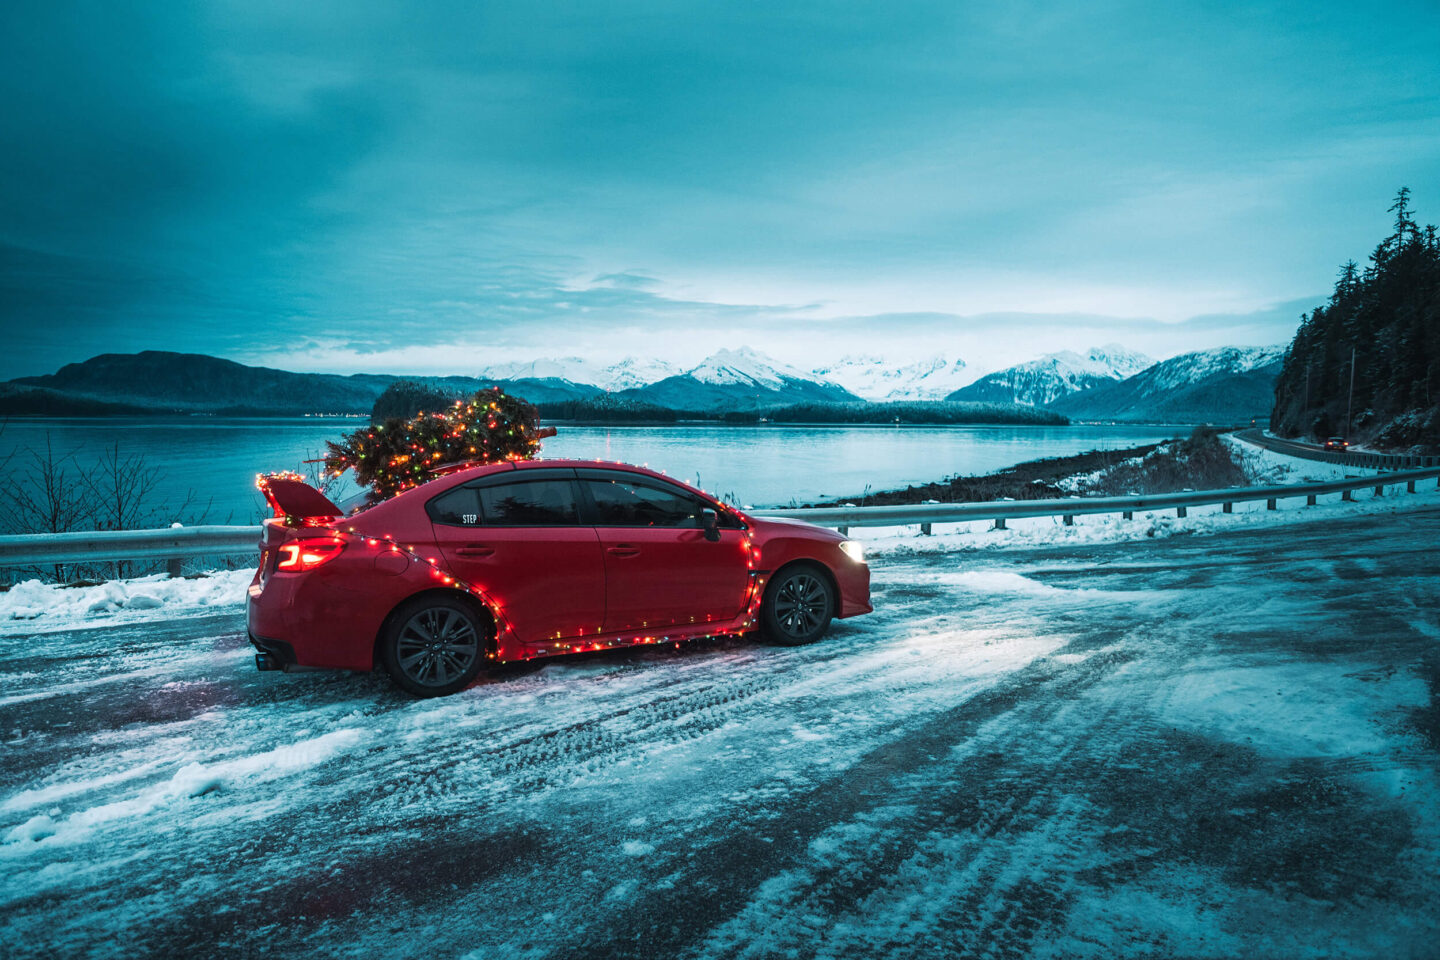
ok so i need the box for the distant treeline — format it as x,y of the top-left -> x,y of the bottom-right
1271,188 -> 1440,451
726,401 -> 1068,426
536,398 -> 692,422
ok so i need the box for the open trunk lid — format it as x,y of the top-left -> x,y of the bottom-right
257,474 -> 343,525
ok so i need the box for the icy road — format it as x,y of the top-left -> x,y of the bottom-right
3,508 -> 1439,959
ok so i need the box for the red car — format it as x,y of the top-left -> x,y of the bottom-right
248,460 -> 872,696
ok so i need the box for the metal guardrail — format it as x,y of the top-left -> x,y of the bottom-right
0,525 -> 262,568
760,466 -> 1440,534
1,467 -> 1438,569
1235,428 -> 1440,470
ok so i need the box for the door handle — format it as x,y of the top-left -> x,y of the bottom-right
607,544 -> 641,559
455,544 -> 495,558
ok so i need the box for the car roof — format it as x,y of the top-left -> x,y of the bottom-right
443,458 -> 697,487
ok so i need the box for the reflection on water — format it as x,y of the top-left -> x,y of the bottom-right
0,419 -> 1183,529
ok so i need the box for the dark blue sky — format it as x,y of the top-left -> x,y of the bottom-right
2,1 -> 1438,378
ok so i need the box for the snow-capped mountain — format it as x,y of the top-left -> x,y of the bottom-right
621,347 -> 862,410
811,355 -> 974,402
683,347 -> 835,390
478,356 -> 680,392
599,357 -> 684,391
1052,346 -> 1286,422
946,344 -> 1154,406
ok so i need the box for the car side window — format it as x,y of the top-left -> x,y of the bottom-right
582,477 -> 704,527
428,486 -> 482,526
477,479 -> 580,526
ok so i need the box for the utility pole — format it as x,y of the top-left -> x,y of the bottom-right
1345,346 -> 1356,439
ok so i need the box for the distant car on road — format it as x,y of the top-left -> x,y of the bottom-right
248,461 -> 872,696
1324,437 -> 1350,450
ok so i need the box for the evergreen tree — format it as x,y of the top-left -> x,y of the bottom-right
1270,188 -> 1440,451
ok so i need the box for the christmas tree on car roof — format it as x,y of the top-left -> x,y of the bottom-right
320,387 -> 555,503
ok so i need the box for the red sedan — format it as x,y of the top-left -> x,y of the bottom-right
248,460 -> 872,696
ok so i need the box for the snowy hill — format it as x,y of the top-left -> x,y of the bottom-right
1051,346 -> 1285,422
622,347 -> 862,410
4,351 -> 604,416
477,356 -> 680,392
811,355 -> 973,401
946,345 -> 1154,406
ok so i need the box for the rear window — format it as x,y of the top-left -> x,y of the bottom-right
428,486 -> 481,526
477,479 -> 580,526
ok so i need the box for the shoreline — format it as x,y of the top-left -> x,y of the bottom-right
810,440 -> 1180,507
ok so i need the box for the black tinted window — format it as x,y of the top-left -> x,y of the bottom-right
428,486 -> 481,526
583,478 -> 702,527
478,480 -> 580,526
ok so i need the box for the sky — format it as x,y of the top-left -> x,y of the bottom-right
2,0 -> 1439,380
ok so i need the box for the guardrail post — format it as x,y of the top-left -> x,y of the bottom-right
166,557 -> 183,578
1306,494 -> 1316,506
1342,490 -> 1354,502
1266,498 -> 1277,510
1063,515 -> 1074,526
919,522 -> 932,536
837,525 -> 848,536
1408,480 -> 1416,494
1222,502 -> 1232,513
1374,484 -> 1384,497
993,518 -> 1006,530
1121,510 -> 1133,520
1176,506 -> 1187,518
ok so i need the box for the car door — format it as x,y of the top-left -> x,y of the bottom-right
428,470 -> 607,645
577,470 -> 750,634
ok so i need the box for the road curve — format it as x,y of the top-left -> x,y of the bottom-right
1236,427 -> 1440,470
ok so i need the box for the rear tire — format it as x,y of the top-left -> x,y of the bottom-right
380,596 -> 490,697
759,563 -> 834,646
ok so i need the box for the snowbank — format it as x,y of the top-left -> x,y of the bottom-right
861,473 -> 1440,559
0,569 -> 253,637
1224,434 -> 1380,484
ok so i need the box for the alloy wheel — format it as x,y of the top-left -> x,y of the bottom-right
773,572 -> 828,639
395,606 -> 480,687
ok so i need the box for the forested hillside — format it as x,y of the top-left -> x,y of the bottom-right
1271,189 -> 1440,451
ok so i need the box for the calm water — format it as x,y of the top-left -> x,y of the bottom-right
0,419 -> 1182,529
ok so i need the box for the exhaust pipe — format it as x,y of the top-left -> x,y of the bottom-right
255,652 -> 282,672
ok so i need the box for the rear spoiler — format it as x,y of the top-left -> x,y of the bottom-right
257,473 -> 343,525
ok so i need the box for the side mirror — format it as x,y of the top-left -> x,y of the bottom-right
701,508 -> 721,542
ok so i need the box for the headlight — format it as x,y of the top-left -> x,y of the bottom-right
839,540 -> 865,564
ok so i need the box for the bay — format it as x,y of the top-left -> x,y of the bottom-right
0,418 -> 1183,531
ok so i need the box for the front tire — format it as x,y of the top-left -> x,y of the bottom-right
380,596 -> 489,697
760,564 -> 834,645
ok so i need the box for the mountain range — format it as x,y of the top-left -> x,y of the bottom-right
946,345 -> 1155,406
1049,346 -> 1284,422
0,343 -> 1286,422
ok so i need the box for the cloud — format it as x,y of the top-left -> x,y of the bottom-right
1,1 -> 1438,379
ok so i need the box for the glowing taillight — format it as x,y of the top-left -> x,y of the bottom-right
276,539 -> 345,571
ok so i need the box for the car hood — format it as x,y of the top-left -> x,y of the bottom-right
746,515 -> 846,542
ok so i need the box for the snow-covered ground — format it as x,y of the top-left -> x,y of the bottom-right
0,570 -> 255,638
1224,433 -> 1381,484
1,497 -> 1438,957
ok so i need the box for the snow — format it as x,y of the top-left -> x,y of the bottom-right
1,493 -> 1437,956
810,354 -> 975,402
1137,345 -> 1284,393
1224,433 -> 1380,483
857,476 -> 1440,558
684,346 -> 847,390
478,356 -> 681,391
0,569 -> 254,637
953,344 -> 1157,406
